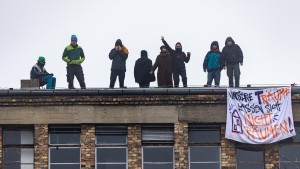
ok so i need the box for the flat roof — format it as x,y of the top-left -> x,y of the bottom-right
0,86 -> 299,96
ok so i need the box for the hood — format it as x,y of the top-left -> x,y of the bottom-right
141,50 -> 148,59
115,39 -> 122,46
225,37 -> 235,46
210,41 -> 219,51
175,42 -> 182,52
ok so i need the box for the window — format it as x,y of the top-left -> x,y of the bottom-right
142,124 -> 174,169
96,125 -> 127,145
96,125 -> 127,169
279,123 -> 300,169
236,146 -> 264,169
142,124 -> 174,144
3,126 -> 34,169
49,125 -> 81,169
188,124 -> 221,169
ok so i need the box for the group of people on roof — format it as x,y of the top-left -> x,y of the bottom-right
30,35 -> 243,89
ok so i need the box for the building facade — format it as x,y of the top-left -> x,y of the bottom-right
0,88 -> 300,169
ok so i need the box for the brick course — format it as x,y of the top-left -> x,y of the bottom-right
128,125 -> 142,169
81,125 -> 95,169
34,124 -> 48,169
174,122 -> 189,169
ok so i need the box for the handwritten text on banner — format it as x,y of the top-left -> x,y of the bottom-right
225,87 -> 296,144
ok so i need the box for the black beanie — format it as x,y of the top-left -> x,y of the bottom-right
115,39 -> 122,46
160,45 -> 166,51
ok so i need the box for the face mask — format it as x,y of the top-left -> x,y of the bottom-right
176,48 -> 181,52
38,62 -> 45,67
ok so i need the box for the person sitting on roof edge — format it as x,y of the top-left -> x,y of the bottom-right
30,56 -> 56,89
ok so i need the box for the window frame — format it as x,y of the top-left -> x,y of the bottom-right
95,125 -> 128,146
188,124 -> 221,169
142,124 -> 174,145
95,147 -> 128,169
236,145 -> 265,169
48,125 -> 81,169
279,123 -> 300,168
142,146 -> 174,169
2,125 -> 34,169
95,125 -> 128,169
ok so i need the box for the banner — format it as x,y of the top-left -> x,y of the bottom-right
225,87 -> 296,144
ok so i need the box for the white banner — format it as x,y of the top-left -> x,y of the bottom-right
225,87 -> 296,144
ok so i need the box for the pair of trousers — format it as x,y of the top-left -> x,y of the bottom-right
227,64 -> 240,87
138,82 -> 150,88
207,70 -> 221,86
173,69 -> 187,87
67,65 -> 86,89
110,70 -> 125,88
41,75 -> 56,89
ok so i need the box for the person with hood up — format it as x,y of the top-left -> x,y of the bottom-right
161,36 -> 191,87
203,41 -> 223,87
221,37 -> 243,87
150,46 -> 173,87
62,35 -> 86,89
109,39 -> 129,88
134,50 -> 153,88
30,56 -> 56,89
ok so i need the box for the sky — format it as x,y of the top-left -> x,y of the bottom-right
0,0 -> 300,89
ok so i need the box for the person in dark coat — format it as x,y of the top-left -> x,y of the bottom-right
161,36 -> 191,87
109,39 -> 129,88
203,41 -> 223,87
221,37 -> 243,87
134,50 -> 153,88
151,46 -> 173,87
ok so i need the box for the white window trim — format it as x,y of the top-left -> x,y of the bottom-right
95,147 -> 128,169
142,146 -> 174,169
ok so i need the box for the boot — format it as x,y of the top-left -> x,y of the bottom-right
68,83 -> 75,89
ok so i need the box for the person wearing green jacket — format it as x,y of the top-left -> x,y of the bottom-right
62,35 -> 86,89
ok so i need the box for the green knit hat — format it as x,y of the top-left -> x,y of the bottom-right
37,56 -> 45,62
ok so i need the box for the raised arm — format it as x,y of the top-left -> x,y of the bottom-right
161,36 -> 175,54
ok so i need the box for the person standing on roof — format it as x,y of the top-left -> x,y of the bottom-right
109,39 -> 129,88
151,46 -> 173,87
134,50 -> 153,88
161,36 -> 190,87
30,56 -> 56,89
203,41 -> 223,87
221,37 -> 243,87
62,35 -> 86,89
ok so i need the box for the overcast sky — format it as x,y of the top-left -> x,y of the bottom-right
1,0 -> 299,89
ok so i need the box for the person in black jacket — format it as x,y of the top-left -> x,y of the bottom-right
221,37 -> 243,87
161,36 -> 191,87
134,50 -> 153,88
109,39 -> 129,88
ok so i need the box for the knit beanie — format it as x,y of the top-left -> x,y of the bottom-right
71,35 -> 78,41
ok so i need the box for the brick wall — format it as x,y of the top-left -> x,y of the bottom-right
34,124 -> 48,169
221,124 -> 236,169
265,143 -> 279,169
81,124 -> 95,169
174,122 -> 189,169
128,125 -> 142,169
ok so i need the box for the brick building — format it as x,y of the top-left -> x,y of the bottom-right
0,87 -> 299,169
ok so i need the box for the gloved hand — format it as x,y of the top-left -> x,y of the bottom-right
50,73 -> 54,76
69,60 -> 77,64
